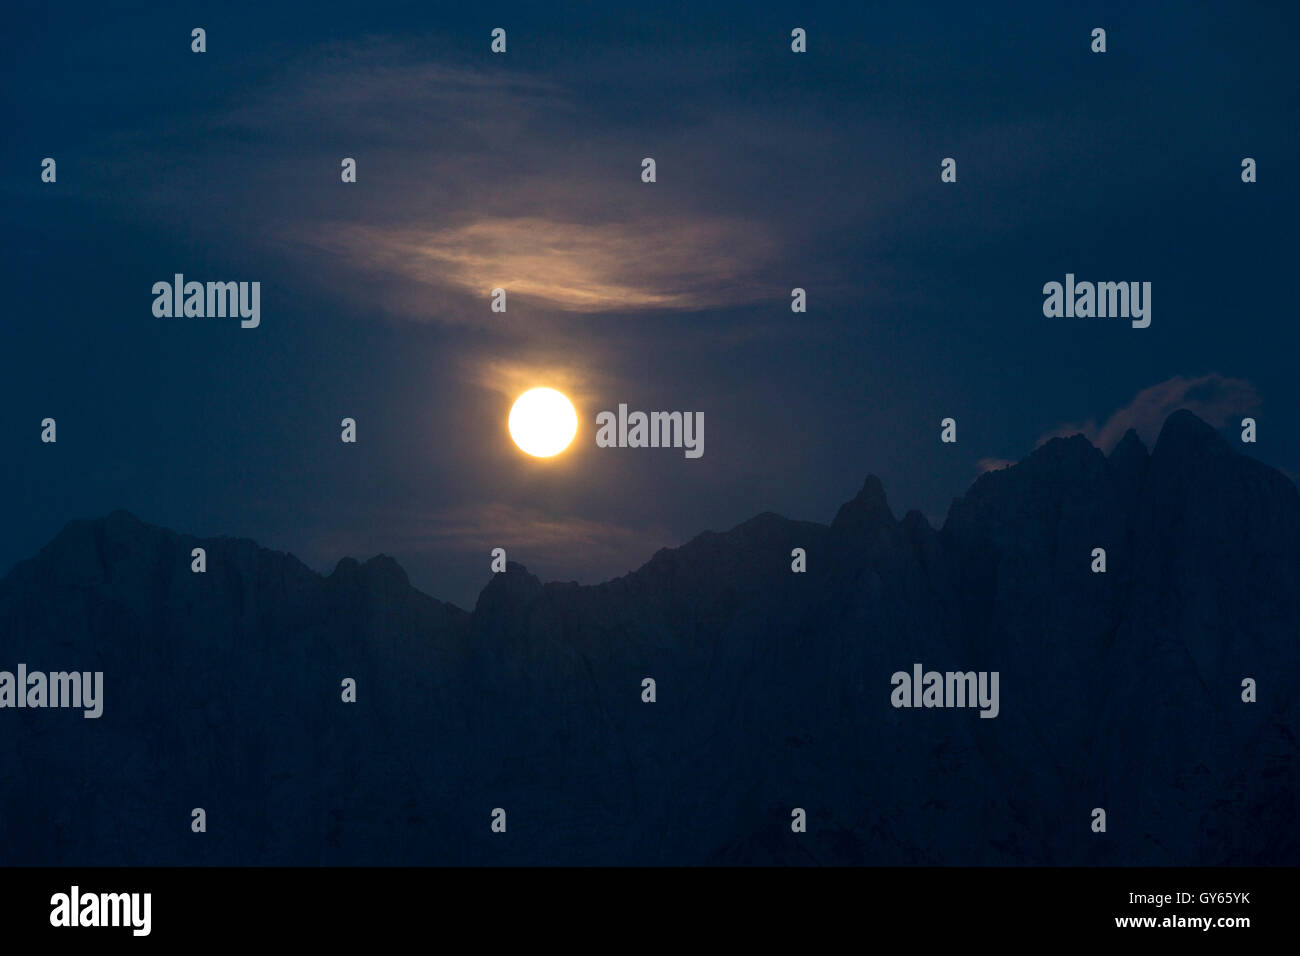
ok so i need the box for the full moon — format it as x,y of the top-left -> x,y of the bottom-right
508,387 -> 578,458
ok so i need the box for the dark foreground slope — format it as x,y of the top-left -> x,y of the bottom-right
0,410 -> 1296,864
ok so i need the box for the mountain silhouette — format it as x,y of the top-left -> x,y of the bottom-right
0,410 -> 1296,865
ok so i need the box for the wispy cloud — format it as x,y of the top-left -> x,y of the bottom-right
210,40 -> 565,143
302,214 -> 781,316
1042,373 -> 1261,452
86,37 -> 790,321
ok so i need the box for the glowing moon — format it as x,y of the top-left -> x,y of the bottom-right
508,387 -> 578,458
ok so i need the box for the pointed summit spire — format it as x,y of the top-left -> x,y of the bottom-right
1152,409 -> 1227,460
832,474 -> 895,530
1108,427 -> 1150,507
1109,427 -> 1148,462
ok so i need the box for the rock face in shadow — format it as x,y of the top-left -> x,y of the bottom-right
0,410 -> 1295,865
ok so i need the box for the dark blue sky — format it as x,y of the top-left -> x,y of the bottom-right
4,1 -> 1297,607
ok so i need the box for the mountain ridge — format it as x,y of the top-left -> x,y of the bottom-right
8,411 -> 1287,615
0,410 -> 1295,866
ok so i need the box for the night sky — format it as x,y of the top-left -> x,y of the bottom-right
4,1 -> 1297,608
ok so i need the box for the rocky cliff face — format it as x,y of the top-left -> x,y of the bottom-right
1,410 -> 1295,865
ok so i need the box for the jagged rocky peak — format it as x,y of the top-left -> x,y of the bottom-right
11,509 -> 173,589
1108,427 -> 1148,465
0,407 -> 1295,866
1151,407 -> 1230,460
899,509 -> 934,537
832,474 -> 894,530
329,554 -> 411,591
1026,431 -> 1107,472
330,556 -> 362,578
361,554 -> 410,587
474,560 -> 543,613
45,508 -> 158,553
1107,428 -> 1149,507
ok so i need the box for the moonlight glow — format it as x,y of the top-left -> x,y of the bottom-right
508,387 -> 578,458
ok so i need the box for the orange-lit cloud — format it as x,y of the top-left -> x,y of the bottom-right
304,214 -> 781,315
1041,373 -> 1261,452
